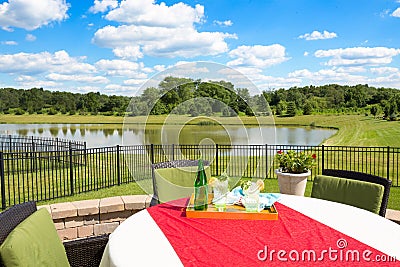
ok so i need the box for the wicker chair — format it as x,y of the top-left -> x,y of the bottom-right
0,201 -> 108,267
321,169 -> 392,217
151,159 -> 210,206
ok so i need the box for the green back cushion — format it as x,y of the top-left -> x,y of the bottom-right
0,208 -> 69,267
155,166 -> 212,203
311,175 -> 384,214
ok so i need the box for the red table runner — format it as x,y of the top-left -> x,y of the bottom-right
148,198 -> 398,266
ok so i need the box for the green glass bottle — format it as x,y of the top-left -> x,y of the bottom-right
194,159 -> 208,211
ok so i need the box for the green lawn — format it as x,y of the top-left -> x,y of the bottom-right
274,114 -> 400,147
38,182 -> 146,206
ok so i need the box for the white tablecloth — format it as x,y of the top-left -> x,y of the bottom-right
100,195 -> 400,266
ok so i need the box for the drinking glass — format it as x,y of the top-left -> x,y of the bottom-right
244,183 -> 260,212
212,179 -> 229,212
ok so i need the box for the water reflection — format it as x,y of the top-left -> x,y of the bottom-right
70,128 -> 76,136
0,123 -> 336,148
49,127 -> 59,137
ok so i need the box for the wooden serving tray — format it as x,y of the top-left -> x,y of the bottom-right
186,194 -> 278,220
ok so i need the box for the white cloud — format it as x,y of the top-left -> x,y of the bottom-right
103,84 -> 139,96
25,34 -> 36,41
13,75 -> 59,89
334,66 -> 366,73
391,7 -> 400,17
2,40 -> 17,45
314,47 -> 400,66
46,73 -> 109,84
15,75 -> 34,82
95,59 -> 148,78
104,0 -> 204,27
158,61 -> 210,78
298,30 -> 337,40
0,50 -> 96,75
0,0 -> 69,31
92,0 -> 236,59
153,65 -> 166,72
93,25 -> 236,58
288,68 -> 366,85
227,44 -> 289,68
112,46 -> 143,60
304,51 -> 309,56
89,0 -> 118,14
215,66 -> 300,91
236,67 -> 301,89
368,73 -> 400,89
123,79 -> 146,85
19,79 -> 59,88
370,67 -> 399,75
214,20 -> 233,27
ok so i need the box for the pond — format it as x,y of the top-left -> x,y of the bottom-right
0,123 -> 336,148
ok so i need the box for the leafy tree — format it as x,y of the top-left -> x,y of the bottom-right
303,101 -> 313,115
189,104 -> 200,117
286,102 -> 296,117
236,88 -> 251,112
150,101 -> 167,115
370,105 -> 380,117
276,101 -> 286,116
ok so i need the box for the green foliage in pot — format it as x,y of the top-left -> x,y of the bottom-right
275,150 -> 316,174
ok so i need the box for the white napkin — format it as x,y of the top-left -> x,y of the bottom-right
226,186 -> 281,209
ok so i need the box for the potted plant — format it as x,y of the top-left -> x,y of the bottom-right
274,150 -> 316,196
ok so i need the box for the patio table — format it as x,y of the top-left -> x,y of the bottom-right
99,194 -> 400,266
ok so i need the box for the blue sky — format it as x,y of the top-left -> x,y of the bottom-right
1,0 -> 400,96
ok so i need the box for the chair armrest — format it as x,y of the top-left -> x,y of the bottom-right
63,234 -> 109,267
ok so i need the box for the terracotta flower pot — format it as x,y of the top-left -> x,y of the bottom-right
275,169 -> 311,196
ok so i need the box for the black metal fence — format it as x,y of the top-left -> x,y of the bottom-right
1,143 -> 399,210
0,134 -> 86,152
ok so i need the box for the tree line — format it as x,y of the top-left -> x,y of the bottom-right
0,88 -> 130,116
1,78 -> 400,119
264,84 -> 400,119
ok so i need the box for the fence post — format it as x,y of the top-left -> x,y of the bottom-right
321,145 -> 325,172
265,144 -> 268,178
84,142 -> 87,166
0,152 -> 6,210
387,146 -> 390,180
150,144 -> 155,164
56,137 -> 60,162
8,135 -> 11,151
172,144 -> 175,161
69,142 -> 74,195
117,145 -> 121,186
215,144 -> 219,176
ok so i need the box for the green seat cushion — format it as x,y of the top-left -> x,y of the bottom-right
155,166 -> 212,203
311,175 -> 384,214
0,208 -> 69,267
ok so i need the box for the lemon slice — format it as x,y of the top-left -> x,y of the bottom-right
256,179 -> 264,191
208,177 -> 217,187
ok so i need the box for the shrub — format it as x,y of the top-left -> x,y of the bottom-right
14,108 -> 25,115
275,150 -> 316,174
47,108 -> 58,115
